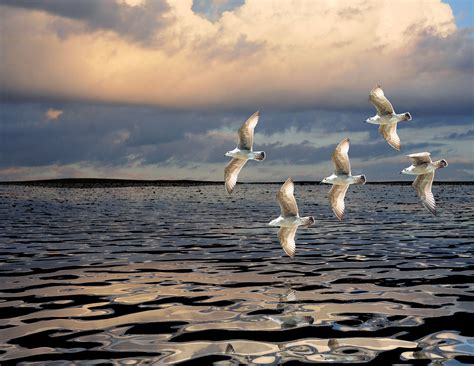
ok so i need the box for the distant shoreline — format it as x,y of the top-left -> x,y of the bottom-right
0,178 -> 472,188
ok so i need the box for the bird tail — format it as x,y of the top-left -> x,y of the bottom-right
254,151 -> 265,161
354,175 -> 366,185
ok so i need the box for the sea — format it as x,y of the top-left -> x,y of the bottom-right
0,182 -> 473,365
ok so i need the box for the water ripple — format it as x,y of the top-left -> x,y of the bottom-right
0,184 -> 473,364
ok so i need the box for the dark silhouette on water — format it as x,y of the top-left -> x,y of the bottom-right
0,177 -> 471,188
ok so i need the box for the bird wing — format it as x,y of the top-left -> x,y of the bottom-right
224,158 -> 247,194
277,177 -> 299,217
238,111 -> 259,150
278,226 -> 298,257
332,137 -> 351,175
378,123 -> 401,150
413,172 -> 436,215
369,85 -> 395,116
329,184 -> 349,220
407,152 -> 432,166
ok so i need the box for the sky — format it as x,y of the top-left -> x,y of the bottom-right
0,0 -> 472,182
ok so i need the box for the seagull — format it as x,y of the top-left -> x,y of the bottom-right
268,177 -> 315,257
401,152 -> 448,215
321,138 -> 366,220
224,111 -> 266,194
366,85 -> 412,150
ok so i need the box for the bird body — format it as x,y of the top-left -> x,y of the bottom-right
365,113 -> 411,126
322,138 -> 366,220
268,215 -> 313,228
402,152 -> 448,215
366,85 -> 412,150
268,177 -> 315,257
225,147 -> 265,161
401,163 -> 437,176
321,173 -> 365,186
224,111 -> 265,194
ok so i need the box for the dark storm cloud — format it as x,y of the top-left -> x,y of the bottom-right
394,28 -> 474,116
252,141 -> 442,166
0,101 -> 469,181
444,129 -> 474,140
412,28 -> 474,73
0,103 -> 234,168
0,0 -> 172,45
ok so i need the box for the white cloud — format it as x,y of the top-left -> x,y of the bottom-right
1,0 -> 470,112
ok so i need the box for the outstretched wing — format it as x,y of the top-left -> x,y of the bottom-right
369,85 -> 395,116
224,158 -> 247,194
413,172 -> 436,215
329,184 -> 349,220
277,177 -> 299,217
407,152 -> 432,166
332,138 -> 351,175
238,111 -> 259,150
278,226 -> 298,257
379,123 -> 401,151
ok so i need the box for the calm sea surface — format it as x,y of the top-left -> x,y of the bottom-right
0,183 -> 473,365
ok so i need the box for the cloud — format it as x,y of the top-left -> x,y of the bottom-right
0,1 -> 472,182
0,0 -> 172,45
445,129 -> 474,140
0,0 -> 472,115
2,102 -> 471,182
45,108 -> 63,120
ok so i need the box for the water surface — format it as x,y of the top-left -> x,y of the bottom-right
0,183 -> 473,365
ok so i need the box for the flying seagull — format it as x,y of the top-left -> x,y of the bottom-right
401,152 -> 448,215
366,85 -> 412,150
268,177 -> 315,257
224,111 -> 265,194
321,138 -> 366,220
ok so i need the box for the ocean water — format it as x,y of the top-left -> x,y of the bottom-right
0,183 -> 473,365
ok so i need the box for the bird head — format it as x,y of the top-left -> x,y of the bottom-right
320,177 -> 329,184
305,216 -> 316,227
439,159 -> 448,168
225,151 -> 232,157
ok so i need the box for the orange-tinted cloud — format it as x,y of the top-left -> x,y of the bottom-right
0,0 -> 471,113
45,108 -> 63,120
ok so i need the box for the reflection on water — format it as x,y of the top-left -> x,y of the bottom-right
0,183 -> 473,365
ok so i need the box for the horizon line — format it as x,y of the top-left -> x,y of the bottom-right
0,177 -> 472,186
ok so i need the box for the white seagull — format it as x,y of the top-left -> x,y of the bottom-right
268,178 -> 315,257
224,111 -> 265,194
401,152 -> 448,215
321,138 -> 366,220
366,85 -> 412,150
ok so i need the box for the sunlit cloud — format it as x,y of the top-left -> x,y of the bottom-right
45,108 -> 63,120
0,0 -> 471,113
